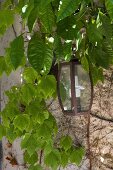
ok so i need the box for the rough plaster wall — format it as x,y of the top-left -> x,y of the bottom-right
50,101 -> 90,170
90,69 -> 113,170
0,16 -> 27,170
50,68 -> 113,170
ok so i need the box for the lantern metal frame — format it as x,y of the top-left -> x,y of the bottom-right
56,59 -> 93,116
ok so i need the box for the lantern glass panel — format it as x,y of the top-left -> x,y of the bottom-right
75,65 -> 91,112
60,65 -> 71,111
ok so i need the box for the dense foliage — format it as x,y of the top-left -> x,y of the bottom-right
0,0 -> 113,169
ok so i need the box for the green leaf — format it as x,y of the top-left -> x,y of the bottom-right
5,86 -> 19,102
44,114 -> 58,135
26,136 -> 39,156
87,22 -> 103,43
28,101 -> 43,120
57,0 -> 80,22
36,112 -> 49,124
43,48 -> 53,74
63,42 -> 72,61
0,56 -> 7,76
24,151 -> 38,164
6,125 -> 18,143
57,16 -> 78,39
10,35 -> 24,69
44,142 -> 53,156
70,147 -> 85,166
39,75 -> 56,98
102,40 -> 113,62
91,47 -> 111,69
95,50 -> 109,69
29,105 -> 49,124
1,0 -> 12,9
61,151 -> 69,167
29,164 -> 43,170
28,34 -> 53,73
28,7 -> 38,32
22,0 -> 34,20
14,114 -> 30,131
0,125 -> 6,139
34,0 -> 54,9
39,5 -> 55,33
44,150 -> 60,169
23,67 -> 38,83
0,10 -> 14,35
36,123 -> 51,139
60,136 -> 72,151
90,66 -> 104,85
1,113 -> 10,128
105,0 -> 113,21
54,35 -> 64,60
21,134 -> 38,156
21,84 -> 36,104
81,55 -> 89,71
3,103 -> 20,121
21,133 -> 31,149
16,0 -> 28,13
97,11 -> 112,42
4,48 -> 14,75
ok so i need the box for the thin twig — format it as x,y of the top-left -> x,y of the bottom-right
12,24 -> 17,38
87,113 -> 92,170
90,112 -> 113,123
39,150 -> 43,165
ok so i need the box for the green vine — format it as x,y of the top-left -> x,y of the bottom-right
0,0 -> 113,169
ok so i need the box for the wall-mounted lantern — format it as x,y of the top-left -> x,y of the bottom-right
51,59 -> 93,116
57,59 -> 93,115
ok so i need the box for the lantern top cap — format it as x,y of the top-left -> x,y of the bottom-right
60,58 -> 80,65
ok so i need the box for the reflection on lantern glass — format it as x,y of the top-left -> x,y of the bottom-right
60,65 -> 71,111
75,65 -> 91,112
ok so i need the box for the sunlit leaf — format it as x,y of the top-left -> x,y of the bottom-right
36,123 -> 51,139
21,84 -> 36,104
29,164 -> 43,170
0,125 -> 6,140
39,75 -> 56,98
0,10 -> 14,35
61,151 -> 69,167
21,134 -> 38,156
70,147 -> 85,166
60,136 -> 72,151
44,150 -> 60,169
24,151 -> 38,164
14,114 -> 30,131
23,67 -> 38,83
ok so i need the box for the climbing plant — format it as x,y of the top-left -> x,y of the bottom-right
0,0 -> 113,169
